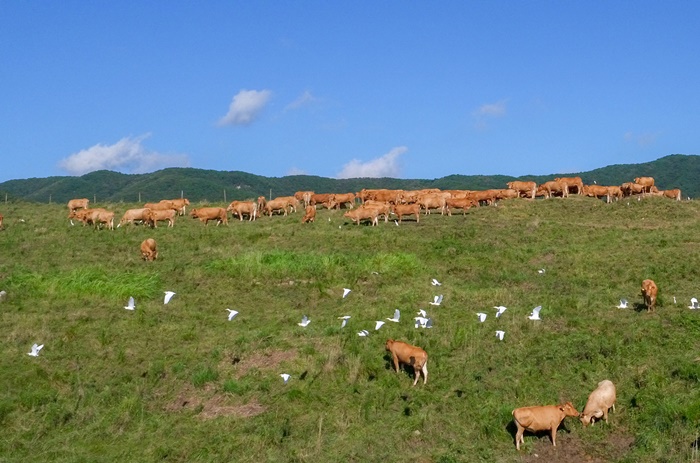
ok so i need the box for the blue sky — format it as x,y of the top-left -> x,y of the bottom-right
1,1 -> 698,183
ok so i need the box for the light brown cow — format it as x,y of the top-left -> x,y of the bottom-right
144,201 -> 178,212
294,191 -> 314,207
445,197 -> 478,216
539,180 -> 569,198
606,186 -> 623,201
641,279 -> 658,312
301,205 -> 316,223
621,182 -> 645,197
67,198 -> 89,213
363,200 -> 392,223
164,198 -> 190,216
226,201 -> 257,221
512,402 -> 580,450
343,206 -> 379,226
310,193 -> 333,207
417,193 -> 446,215
391,203 -> 421,223
360,189 -> 403,204
140,238 -> 158,261
385,339 -> 428,386
145,209 -> 176,228
662,188 -> 681,201
275,196 -> 300,213
554,177 -> 584,195
257,196 -> 266,212
190,207 -> 228,226
581,380 -> 616,427
327,193 -> 356,210
507,181 -> 537,199
90,209 -> 115,230
467,190 -> 498,206
583,185 -> 611,203
69,208 -> 108,226
634,176 -> 655,193
118,208 -> 151,228
264,198 -> 291,216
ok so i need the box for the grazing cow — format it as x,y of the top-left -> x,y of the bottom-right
145,209 -> 176,228
226,201 -> 257,221
507,181 -> 537,199
363,200 -> 392,223
118,208 -> 151,228
274,196 -> 300,213
164,198 -> 190,216
621,182 -> 645,197
391,203 -> 421,223
327,192 -> 356,210
554,177 -> 584,195
90,209 -> 115,230
641,279 -> 658,312
144,201 -> 178,212
445,197 -> 478,216
140,238 -> 158,261
417,193 -> 446,215
385,339 -> 428,386
301,205 -> 316,223
512,402 -> 580,450
581,380 -> 616,426
310,193 -> 334,208
67,198 -> 89,213
583,185 -> 611,203
539,180 -> 569,198
264,198 -> 292,216
343,206 -> 379,226
190,207 -> 228,226
662,188 -> 682,201
634,176 -> 655,193
606,186 -> 623,201
69,208 -> 108,226
467,190 -> 498,206
257,196 -> 266,212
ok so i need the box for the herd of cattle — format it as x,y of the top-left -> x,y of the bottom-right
56,175 -> 683,230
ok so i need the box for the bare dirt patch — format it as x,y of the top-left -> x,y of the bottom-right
225,349 -> 297,378
164,384 -> 266,420
521,432 -> 634,463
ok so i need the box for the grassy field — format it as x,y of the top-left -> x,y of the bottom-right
1,196 -> 699,462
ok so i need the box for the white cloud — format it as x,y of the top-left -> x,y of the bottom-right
285,90 -> 318,111
218,89 -> 272,126
336,146 -> 407,179
472,99 -> 507,130
58,134 -> 189,176
287,167 -> 307,176
624,131 -> 659,147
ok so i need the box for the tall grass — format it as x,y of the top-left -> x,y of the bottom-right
0,198 -> 699,462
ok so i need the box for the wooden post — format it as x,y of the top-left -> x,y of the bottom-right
223,190 -> 227,203
49,194 -> 52,204
138,192 -> 141,203
94,194 -> 96,205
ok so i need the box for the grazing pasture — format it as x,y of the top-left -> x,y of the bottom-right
0,196 -> 699,462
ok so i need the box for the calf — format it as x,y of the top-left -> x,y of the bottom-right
385,339 -> 428,386
140,238 -> 158,261
301,205 -> 316,223
641,279 -> 658,312
581,380 -> 616,426
512,402 -> 579,450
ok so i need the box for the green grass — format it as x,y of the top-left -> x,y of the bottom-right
1,197 -> 699,462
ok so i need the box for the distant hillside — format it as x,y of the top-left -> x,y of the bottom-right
0,154 -> 696,204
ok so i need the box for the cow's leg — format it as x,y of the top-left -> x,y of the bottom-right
421,363 -> 428,384
515,425 -> 524,450
551,426 -> 557,446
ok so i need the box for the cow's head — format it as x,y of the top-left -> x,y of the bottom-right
385,339 -> 395,351
559,402 -> 580,417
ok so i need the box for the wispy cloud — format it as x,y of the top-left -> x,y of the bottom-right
336,146 -> 406,179
287,167 -> 307,176
218,89 -> 272,126
285,90 -> 318,111
58,134 -> 189,176
624,131 -> 659,147
472,99 -> 507,130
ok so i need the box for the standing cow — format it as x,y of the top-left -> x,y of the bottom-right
512,402 -> 580,450
385,339 -> 428,386
641,279 -> 658,312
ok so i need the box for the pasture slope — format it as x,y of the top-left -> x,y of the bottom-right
0,196 -> 699,462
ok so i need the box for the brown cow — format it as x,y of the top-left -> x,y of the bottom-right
294,191 -> 314,207
163,198 -> 190,216
67,198 -> 89,213
118,208 -> 151,228
144,201 -> 178,212
301,205 -> 316,223
445,197 -> 478,216
343,206 -> 379,226
580,380 -> 616,427
275,196 -> 300,213
554,177 -> 584,195
662,188 -> 681,201
363,200 -> 392,223
140,238 -> 158,261
327,193 -> 356,210
621,182 -> 645,197
190,207 -> 228,226
69,208 -> 108,226
417,193 -> 446,215
641,279 -> 658,312
385,339 -> 428,386
264,198 -> 291,216
512,402 -> 580,450
634,176 -> 655,193
310,193 -> 333,207
145,209 -> 176,228
539,180 -> 569,198
507,181 -> 537,199
226,201 -> 257,221
257,196 -> 266,212
606,185 -> 623,201
90,209 -> 115,230
583,185 -> 611,203
391,203 -> 421,223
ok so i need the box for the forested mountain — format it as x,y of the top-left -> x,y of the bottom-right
0,154 -> 696,204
